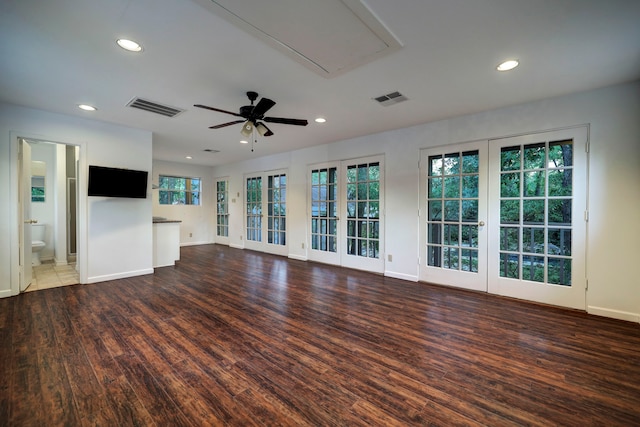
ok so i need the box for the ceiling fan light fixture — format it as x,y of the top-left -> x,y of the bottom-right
240,121 -> 253,137
256,122 -> 272,137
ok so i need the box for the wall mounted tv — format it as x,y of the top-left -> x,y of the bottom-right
88,165 -> 148,198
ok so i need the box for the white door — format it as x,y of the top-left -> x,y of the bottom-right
488,127 -> 587,310
19,138 -> 33,291
244,170 -> 288,256
215,177 -> 230,246
340,156 -> 384,273
419,141 -> 488,291
308,163 -> 341,265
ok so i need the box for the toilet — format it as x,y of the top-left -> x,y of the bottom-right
31,223 -> 46,266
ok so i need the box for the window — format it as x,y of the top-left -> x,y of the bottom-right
31,176 -> 45,202
159,175 -> 201,205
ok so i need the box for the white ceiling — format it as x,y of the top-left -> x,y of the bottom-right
1,0 -> 639,167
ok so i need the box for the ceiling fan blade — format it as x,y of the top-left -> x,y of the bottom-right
194,104 -> 243,118
209,120 -> 245,129
251,98 -> 276,117
263,116 -> 309,126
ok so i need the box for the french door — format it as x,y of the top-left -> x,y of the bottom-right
308,155 -> 385,273
215,177 -> 230,245
420,127 -> 587,309
419,141 -> 488,291
244,170 -> 288,256
488,128 -> 587,309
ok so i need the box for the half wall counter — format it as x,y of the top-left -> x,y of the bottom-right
152,218 -> 181,268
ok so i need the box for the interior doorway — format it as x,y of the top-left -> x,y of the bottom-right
18,137 -> 80,292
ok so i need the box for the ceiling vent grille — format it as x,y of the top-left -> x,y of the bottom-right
374,91 -> 408,107
126,97 -> 184,117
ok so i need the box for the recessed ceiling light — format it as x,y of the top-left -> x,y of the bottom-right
78,104 -> 97,111
315,117 -> 326,123
496,59 -> 519,71
240,140 -> 249,144
185,156 -> 193,160
116,38 -> 143,52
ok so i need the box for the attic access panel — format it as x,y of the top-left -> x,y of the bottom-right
193,0 -> 402,78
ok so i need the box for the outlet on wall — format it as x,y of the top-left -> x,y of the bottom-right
301,242 -> 305,249
387,254 -> 392,262
189,232 -> 192,238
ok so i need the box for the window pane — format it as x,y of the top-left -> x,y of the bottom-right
523,199 -> 544,224
444,176 -> 460,198
522,227 -> 544,253
462,151 -> 479,174
524,171 -> 545,197
548,199 -> 571,225
501,146 -> 521,171
501,173 -> 520,197
429,156 -> 443,176
548,169 -> 572,197
549,140 -> 573,167
524,143 -> 545,169
500,227 -> 519,251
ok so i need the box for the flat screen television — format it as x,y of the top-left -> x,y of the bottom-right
88,165 -> 148,198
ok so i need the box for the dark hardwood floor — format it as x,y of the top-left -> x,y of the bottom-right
2,244 -> 640,426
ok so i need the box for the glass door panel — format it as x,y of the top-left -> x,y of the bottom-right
245,176 -> 262,243
341,156 -> 385,273
215,178 -> 230,245
488,127 -> 587,309
420,141 -> 487,291
309,165 -> 340,264
267,174 -> 286,246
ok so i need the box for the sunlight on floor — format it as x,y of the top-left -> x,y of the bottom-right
26,262 -> 79,292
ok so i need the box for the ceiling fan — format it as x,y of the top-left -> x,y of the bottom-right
194,91 -> 308,137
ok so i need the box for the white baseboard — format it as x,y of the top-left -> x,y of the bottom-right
87,268 -> 154,284
587,306 -> 639,323
0,289 -> 15,298
54,258 -> 68,266
288,254 -> 308,262
384,270 -> 418,282
180,240 -> 214,247
230,243 -> 244,250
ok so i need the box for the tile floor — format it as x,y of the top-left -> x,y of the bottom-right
26,261 -> 79,292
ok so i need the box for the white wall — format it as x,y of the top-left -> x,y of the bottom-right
152,160 -> 216,246
212,81 -> 640,323
0,103 -> 153,295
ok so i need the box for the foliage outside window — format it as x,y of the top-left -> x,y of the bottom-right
159,175 -> 201,205
31,176 -> 45,202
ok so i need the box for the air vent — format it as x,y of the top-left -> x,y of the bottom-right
126,97 -> 184,117
374,91 -> 408,107
203,149 -> 220,153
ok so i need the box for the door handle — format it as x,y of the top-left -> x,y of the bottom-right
24,219 -> 38,224
478,221 -> 485,227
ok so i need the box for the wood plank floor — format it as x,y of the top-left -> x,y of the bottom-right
2,244 -> 640,426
